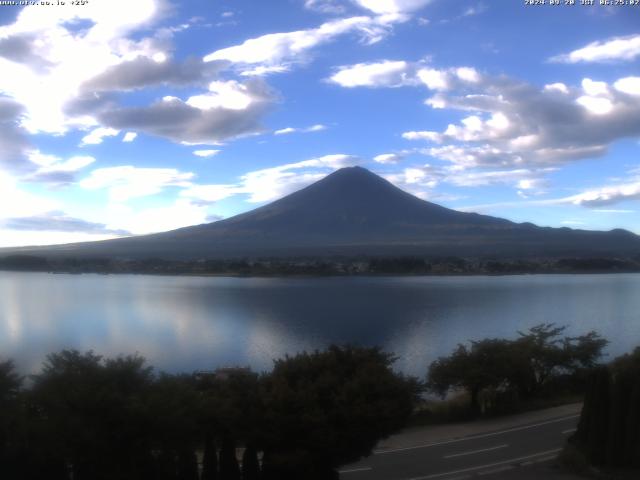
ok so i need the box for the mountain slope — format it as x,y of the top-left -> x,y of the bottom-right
5,167 -> 640,260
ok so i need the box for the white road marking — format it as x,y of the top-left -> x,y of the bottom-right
407,448 -> 562,480
339,466 -> 373,474
444,444 -> 508,459
562,428 -> 577,434
521,454 -> 558,466
478,465 -> 514,475
375,415 -> 579,455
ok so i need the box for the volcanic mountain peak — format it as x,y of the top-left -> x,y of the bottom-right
3,167 -> 640,260
221,166 -> 505,233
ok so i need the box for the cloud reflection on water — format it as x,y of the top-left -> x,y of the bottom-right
0,272 -> 639,375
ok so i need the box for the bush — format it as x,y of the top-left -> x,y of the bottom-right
427,324 -> 608,415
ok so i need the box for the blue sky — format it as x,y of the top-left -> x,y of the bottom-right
0,0 -> 639,247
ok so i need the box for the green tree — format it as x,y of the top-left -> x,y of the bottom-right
29,350 -> 155,480
514,324 -> 607,397
146,373 -> 202,480
177,448 -> 199,480
0,360 -> 21,401
428,339 -> 519,414
260,345 -> 420,478
198,370 -> 263,447
219,437 -> 241,480
427,325 -> 609,414
574,366 -> 611,466
241,444 -> 260,480
570,347 -> 640,469
0,360 -> 24,479
201,435 -> 219,480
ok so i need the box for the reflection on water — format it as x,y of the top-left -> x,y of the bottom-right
1,272 -> 639,376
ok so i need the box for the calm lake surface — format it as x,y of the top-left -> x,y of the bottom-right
1,272 -> 639,376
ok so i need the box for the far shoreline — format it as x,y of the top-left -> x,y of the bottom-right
2,266 -> 640,280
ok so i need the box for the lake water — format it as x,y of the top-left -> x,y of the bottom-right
1,272 -> 639,377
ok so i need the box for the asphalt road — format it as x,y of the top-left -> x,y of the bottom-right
339,413 -> 580,480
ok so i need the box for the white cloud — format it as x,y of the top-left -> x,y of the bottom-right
462,3 -> 487,17
102,198 -> 209,235
446,168 -> 552,188
2,211 -> 128,235
0,230 -> 123,248
374,153 -> 403,164
465,172 -> 640,211
181,184 -> 243,204
402,131 -> 441,141
304,0 -> 346,14
472,168 -> 640,210
96,79 -> 274,144
329,60 -> 415,87
456,67 -> 480,83
0,0 -> 167,134
568,180 -> 640,207
203,15 -> 408,75
24,150 -> 96,184
0,177 -> 132,247
351,0 -> 431,15
186,80 -> 256,110
329,60 -> 480,90
80,55 -> 222,92
193,149 -> 220,157
594,209 -> 635,214
550,34 -> 640,63
331,68 -> 640,198
576,96 -> 613,115
544,83 -> 569,94
79,166 -> 194,202
240,65 -> 290,77
0,98 -> 33,173
122,132 -> 138,142
581,78 -> 609,96
274,124 -> 327,135
614,77 -> 640,96
381,164 -> 442,197
181,154 -> 359,204
398,72 -> 640,173
417,68 -> 449,90
274,127 -> 296,135
80,127 -> 120,146
241,154 -> 359,202
0,171 -> 59,220
405,112 -> 511,144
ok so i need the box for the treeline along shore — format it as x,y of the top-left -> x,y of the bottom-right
1,325 -> 638,479
1,254 -> 640,276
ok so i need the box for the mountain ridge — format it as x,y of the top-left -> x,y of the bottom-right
3,166 -> 640,260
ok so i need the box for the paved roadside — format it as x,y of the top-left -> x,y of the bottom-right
340,403 -> 583,480
375,403 -> 582,453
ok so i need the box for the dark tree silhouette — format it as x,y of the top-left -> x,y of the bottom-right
241,444 -> 261,480
260,345 -> 420,478
427,325 -> 608,413
201,435 -> 219,480
29,350 -> 155,480
177,448 -> 199,480
0,360 -> 23,480
219,436 -> 241,480
428,339 -> 516,414
0,345 -> 471,479
571,347 -> 640,468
